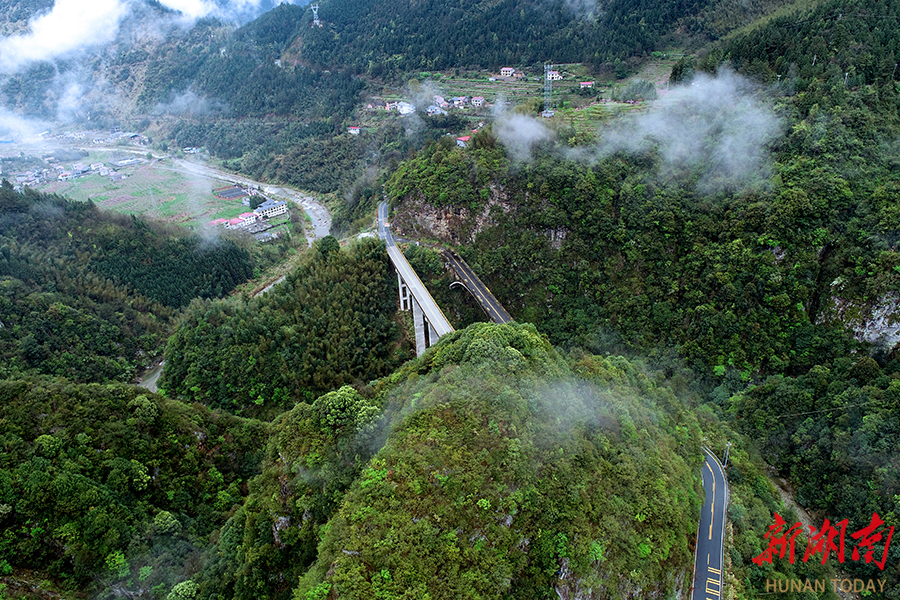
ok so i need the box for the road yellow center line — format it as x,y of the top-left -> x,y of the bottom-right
708,461 -> 715,539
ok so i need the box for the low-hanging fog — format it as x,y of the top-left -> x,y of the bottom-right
494,70 -> 784,193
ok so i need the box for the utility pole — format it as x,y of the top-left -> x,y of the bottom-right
542,63 -> 554,118
723,442 -> 732,469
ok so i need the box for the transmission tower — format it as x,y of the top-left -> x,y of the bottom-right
542,63 -> 554,118
311,4 -> 321,27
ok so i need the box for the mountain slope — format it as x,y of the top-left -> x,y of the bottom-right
287,323 -> 705,599
302,0 -> 709,73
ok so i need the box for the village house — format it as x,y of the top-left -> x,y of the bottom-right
513,71 -> 526,80
471,96 -> 485,107
456,136 -> 471,148
500,67 -> 515,77
238,212 -> 258,225
206,218 -> 229,228
348,126 -> 360,135
254,199 -> 288,219
580,81 -> 594,89
547,70 -> 563,81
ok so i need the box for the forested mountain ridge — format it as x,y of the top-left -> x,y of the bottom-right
0,185 -> 257,383
160,237 -> 408,415
294,0 -> 802,74
174,323 -> 836,600
0,378 -> 270,595
386,0 -> 900,378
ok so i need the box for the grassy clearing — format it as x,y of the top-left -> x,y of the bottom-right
38,160 -> 245,225
550,101 -> 648,136
635,59 -> 679,92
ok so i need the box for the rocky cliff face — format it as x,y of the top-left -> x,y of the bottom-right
819,292 -> 900,349
392,187 -> 512,245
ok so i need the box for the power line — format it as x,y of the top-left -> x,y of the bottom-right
775,398 -> 885,419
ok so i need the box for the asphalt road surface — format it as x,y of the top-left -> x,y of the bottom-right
441,250 -> 512,324
692,447 -> 728,600
378,201 -> 453,336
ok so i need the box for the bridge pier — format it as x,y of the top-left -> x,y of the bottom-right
428,321 -> 438,348
398,272 -> 412,311
412,297 -> 427,356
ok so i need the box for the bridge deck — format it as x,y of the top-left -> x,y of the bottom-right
378,202 -> 454,336
442,250 -> 512,324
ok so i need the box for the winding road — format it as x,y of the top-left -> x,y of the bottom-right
692,447 -> 728,600
164,158 -> 332,244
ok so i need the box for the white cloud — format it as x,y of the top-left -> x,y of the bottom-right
580,70 -> 783,192
494,113 -> 553,162
0,0 -> 287,75
156,0 -> 218,20
0,107 -> 47,138
158,0 -> 284,21
0,0 -> 128,73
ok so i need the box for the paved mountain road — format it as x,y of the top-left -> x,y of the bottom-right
692,447 -> 728,600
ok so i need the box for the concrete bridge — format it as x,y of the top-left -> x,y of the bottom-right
378,201 -> 454,356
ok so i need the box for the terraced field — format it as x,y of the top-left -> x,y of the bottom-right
39,160 -> 247,225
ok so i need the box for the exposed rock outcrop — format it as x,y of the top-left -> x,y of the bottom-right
393,187 -> 511,244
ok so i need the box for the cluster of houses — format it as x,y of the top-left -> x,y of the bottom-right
12,159 -> 136,188
383,101 -> 416,115
205,193 -> 289,232
425,94 -> 487,116
88,128 -> 150,146
373,69 -> 595,124
497,67 -> 527,80
23,128 -> 149,146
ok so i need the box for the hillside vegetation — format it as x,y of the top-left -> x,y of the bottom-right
383,0 -> 900,590
168,323 -> 835,600
295,323 -> 704,600
0,185 -> 255,382
161,237 -> 407,414
0,378 -> 269,595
